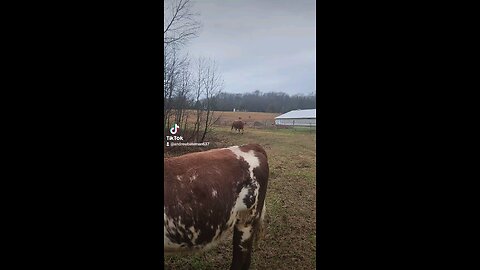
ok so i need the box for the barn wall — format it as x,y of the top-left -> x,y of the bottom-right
275,118 -> 316,126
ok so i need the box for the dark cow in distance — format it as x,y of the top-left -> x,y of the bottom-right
231,120 -> 245,133
164,144 -> 269,270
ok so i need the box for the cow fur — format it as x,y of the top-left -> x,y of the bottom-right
231,120 -> 245,133
164,144 -> 269,270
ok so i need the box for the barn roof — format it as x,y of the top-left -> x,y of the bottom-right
275,109 -> 316,119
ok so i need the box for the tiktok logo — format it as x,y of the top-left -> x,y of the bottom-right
170,123 -> 180,135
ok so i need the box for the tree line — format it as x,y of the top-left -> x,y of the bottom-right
211,90 -> 316,113
173,90 -> 316,114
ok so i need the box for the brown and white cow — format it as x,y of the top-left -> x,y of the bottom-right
164,144 -> 269,270
231,120 -> 245,134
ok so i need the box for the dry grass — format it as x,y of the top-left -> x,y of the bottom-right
166,110 -> 280,127
213,111 -> 280,122
164,126 -> 317,269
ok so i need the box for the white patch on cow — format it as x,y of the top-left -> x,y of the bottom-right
238,225 -> 252,243
176,216 -> 187,232
189,226 -> 200,244
234,187 -> 250,212
212,189 -> 217,197
167,219 -> 174,229
190,173 -> 197,182
165,214 -> 188,240
176,175 -> 182,181
164,213 -> 184,251
253,196 -> 260,215
228,146 -> 260,181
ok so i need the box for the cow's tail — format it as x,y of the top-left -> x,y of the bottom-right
254,201 -> 267,248
259,202 -> 266,239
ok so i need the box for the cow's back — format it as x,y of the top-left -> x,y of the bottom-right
164,144 -> 268,254
232,120 -> 245,130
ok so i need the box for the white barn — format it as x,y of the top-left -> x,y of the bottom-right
275,109 -> 316,126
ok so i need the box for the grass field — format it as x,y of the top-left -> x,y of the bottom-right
164,126 -> 317,269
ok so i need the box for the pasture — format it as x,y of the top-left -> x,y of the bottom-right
166,110 -> 281,128
164,121 -> 317,269
213,111 -> 280,126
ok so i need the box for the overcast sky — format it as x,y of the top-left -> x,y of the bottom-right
185,0 -> 316,95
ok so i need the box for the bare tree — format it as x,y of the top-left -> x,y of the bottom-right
164,45 -> 177,130
190,57 -> 205,142
164,0 -> 201,46
163,0 -> 224,144
182,58 -> 223,143
164,0 -> 201,138
173,59 -> 191,131
200,58 -> 223,142
164,44 -> 189,130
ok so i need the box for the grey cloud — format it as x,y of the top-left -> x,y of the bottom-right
185,0 -> 316,95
